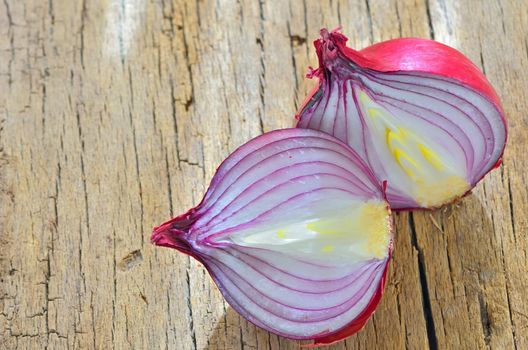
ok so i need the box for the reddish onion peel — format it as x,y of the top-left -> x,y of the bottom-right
152,129 -> 393,345
296,28 -> 507,209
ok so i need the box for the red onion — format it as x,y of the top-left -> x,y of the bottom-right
152,129 -> 393,345
296,28 -> 507,209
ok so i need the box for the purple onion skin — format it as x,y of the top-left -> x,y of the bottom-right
152,128 -> 393,346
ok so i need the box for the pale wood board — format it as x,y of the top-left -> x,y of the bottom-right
1,0 -> 527,349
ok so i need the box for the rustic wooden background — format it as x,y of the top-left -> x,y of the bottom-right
1,0 -> 527,349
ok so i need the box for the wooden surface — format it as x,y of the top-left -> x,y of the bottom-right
1,0 -> 527,349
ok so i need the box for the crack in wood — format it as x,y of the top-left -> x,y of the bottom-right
286,21 -> 299,96
256,0 -> 266,134
186,264 -> 198,350
364,0 -> 374,42
478,293 -> 492,346
425,0 -> 435,40
409,213 -> 439,350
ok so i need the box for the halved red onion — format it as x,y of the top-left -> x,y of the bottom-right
152,128 -> 393,345
296,28 -> 507,209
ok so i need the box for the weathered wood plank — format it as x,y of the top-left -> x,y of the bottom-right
0,0 -> 526,349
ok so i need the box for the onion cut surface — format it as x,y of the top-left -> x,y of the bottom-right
296,28 -> 507,209
152,129 -> 393,345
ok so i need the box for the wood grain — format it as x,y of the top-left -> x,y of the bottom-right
1,0 -> 526,349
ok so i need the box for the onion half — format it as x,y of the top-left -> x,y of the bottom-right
296,28 -> 507,209
152,128 -> 393,345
